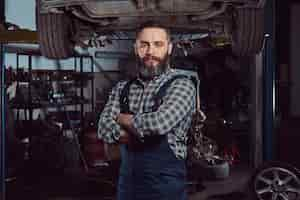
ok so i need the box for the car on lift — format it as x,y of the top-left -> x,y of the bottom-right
36,0 -> 266,59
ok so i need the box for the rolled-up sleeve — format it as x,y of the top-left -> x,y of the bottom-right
97,82 -> 123,144
132,78 -> 195,138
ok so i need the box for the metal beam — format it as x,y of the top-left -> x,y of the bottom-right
0,1 -> 5,197
0,30 -> 38,43
0,0 -> 4,22
0,42 -> 6,200
251,53 -> 264,168
263,0 -> 276,162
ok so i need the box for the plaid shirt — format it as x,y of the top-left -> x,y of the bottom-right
97,68 -> 196,159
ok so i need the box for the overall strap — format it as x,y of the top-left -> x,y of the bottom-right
119,78 -> 138,114
118,74 -> 190,148
152,75 -> 188,112
119,75 -> 190,114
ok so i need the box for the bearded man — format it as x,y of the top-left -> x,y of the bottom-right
97,21 -> 196,200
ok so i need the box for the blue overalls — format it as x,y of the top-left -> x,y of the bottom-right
117,76 -> 187,200
117,136 -> 187,200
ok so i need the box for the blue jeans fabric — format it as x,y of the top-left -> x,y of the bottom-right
117,136 -> 187,200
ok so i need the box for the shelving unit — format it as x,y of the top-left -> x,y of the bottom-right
9,54 -> 93,115
4,50 -> 96,172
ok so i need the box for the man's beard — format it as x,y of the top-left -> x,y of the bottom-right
137,54 -> 170,80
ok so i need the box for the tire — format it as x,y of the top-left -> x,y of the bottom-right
36,0 -> 74,59
231,8 -> 264,56
250,161 -> 300,200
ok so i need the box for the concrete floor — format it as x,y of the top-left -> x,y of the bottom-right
189,164 -> 253,200
5,163 -> 255,200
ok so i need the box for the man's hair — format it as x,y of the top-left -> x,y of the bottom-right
136,21 -> 171,41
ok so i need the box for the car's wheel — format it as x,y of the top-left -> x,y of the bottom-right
36,0 -> 74,59
251,162 -> 300,200
231,7 -> 264,56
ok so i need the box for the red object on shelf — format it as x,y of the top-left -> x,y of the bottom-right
222,142 -> 241,165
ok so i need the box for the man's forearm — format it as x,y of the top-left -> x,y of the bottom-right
131,79 -> 196,138
97,82 -> 123,143
98,116 -> 122,143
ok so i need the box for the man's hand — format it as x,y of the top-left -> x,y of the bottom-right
104,129 -> 131,160
116,113 -> 139,143
116,113 -> 138,136
119,129 -> 131,144
116,113 -> 134,128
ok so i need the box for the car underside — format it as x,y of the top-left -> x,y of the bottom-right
36,0 -> 266,59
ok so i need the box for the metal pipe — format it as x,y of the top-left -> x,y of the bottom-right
28,55 -> 32,121
80,57 -> 84,123
0,42 -> 6,200
90,56 -> 94,113
263,0 -> 276,162
16,53 -> 20,121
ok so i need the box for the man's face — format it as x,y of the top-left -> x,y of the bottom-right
135,27 -> 172,79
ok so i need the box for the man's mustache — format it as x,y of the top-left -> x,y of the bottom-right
142,56 -> 161,62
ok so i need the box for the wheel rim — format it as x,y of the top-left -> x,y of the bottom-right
254,167 -> 300,200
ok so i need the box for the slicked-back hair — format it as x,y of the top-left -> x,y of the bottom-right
136,21 -> 171,41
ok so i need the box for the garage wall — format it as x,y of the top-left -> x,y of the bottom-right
290,4 -> 300,117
